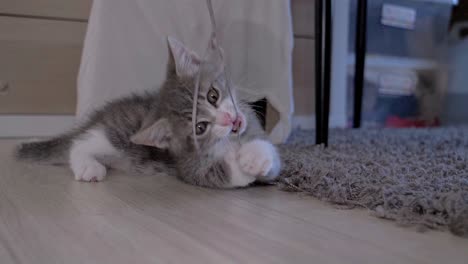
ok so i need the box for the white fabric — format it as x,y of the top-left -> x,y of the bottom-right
77,0 -> 294,143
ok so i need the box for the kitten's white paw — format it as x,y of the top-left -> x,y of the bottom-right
238,140 -> 275,177
72,160 -> 107,182
224,147 -> 256,187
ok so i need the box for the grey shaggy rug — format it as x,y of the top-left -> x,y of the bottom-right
278,127 -> 468,237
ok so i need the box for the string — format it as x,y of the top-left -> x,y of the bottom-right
192,0 -> 240,151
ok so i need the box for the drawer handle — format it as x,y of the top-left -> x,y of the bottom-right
0,81 -> 9,95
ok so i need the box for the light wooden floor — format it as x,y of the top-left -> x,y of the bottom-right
1,140 -> 467,264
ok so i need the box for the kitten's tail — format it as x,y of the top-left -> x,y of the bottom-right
15,134 -> 74,164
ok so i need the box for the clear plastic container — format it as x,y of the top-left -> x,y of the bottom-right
442,22 -> 468,125
346,0 -> 455,127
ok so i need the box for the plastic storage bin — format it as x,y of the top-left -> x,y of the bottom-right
346,0 -> 456,128
442,22 -> 468,125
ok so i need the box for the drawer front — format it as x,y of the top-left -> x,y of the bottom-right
0,0 -> 92,20
291,0 -> 315,37
293,38 -> 315,115
0,16 -> 87,114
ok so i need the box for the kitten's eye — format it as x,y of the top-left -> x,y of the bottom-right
207,88 -> 219,106
196,122 -> 209,135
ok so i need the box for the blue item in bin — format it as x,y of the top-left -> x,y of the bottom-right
371,94 -> 418,124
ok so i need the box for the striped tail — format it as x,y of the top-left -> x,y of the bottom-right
15,135 -> 73,164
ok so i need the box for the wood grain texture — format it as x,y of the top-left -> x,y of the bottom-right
293,38 -> 315,115
0,0 -> 92,20
0,16 -> 86,114
291,0 -> 316,116
1,139 -> 467,264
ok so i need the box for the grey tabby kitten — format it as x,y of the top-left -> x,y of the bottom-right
16,37 -> 281,188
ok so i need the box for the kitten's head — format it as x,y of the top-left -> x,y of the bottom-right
131,37 -> 248,156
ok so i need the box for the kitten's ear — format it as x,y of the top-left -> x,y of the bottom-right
130,119 -> 172,149
167,36 -> 201,78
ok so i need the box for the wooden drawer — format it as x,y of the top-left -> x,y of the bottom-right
291,0 -> 315,37
293,38 -> 315,115
0,0 -> 92,20
0,16 -> 87,114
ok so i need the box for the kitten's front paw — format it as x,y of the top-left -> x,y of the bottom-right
238,140 -> 276,177
72,160 -> 107,182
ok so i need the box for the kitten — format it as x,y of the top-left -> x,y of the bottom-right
15,37 -> 281,188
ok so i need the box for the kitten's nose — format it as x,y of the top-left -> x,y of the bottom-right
219,112 -> 241,126
219,112 -> 233,126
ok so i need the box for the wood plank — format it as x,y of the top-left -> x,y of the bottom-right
1,139 -> 468,263
233,188 -> 468,264
0,0 -> 92,21
0,16 -> 86,114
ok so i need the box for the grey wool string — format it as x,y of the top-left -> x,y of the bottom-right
192,0 -> 240,150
